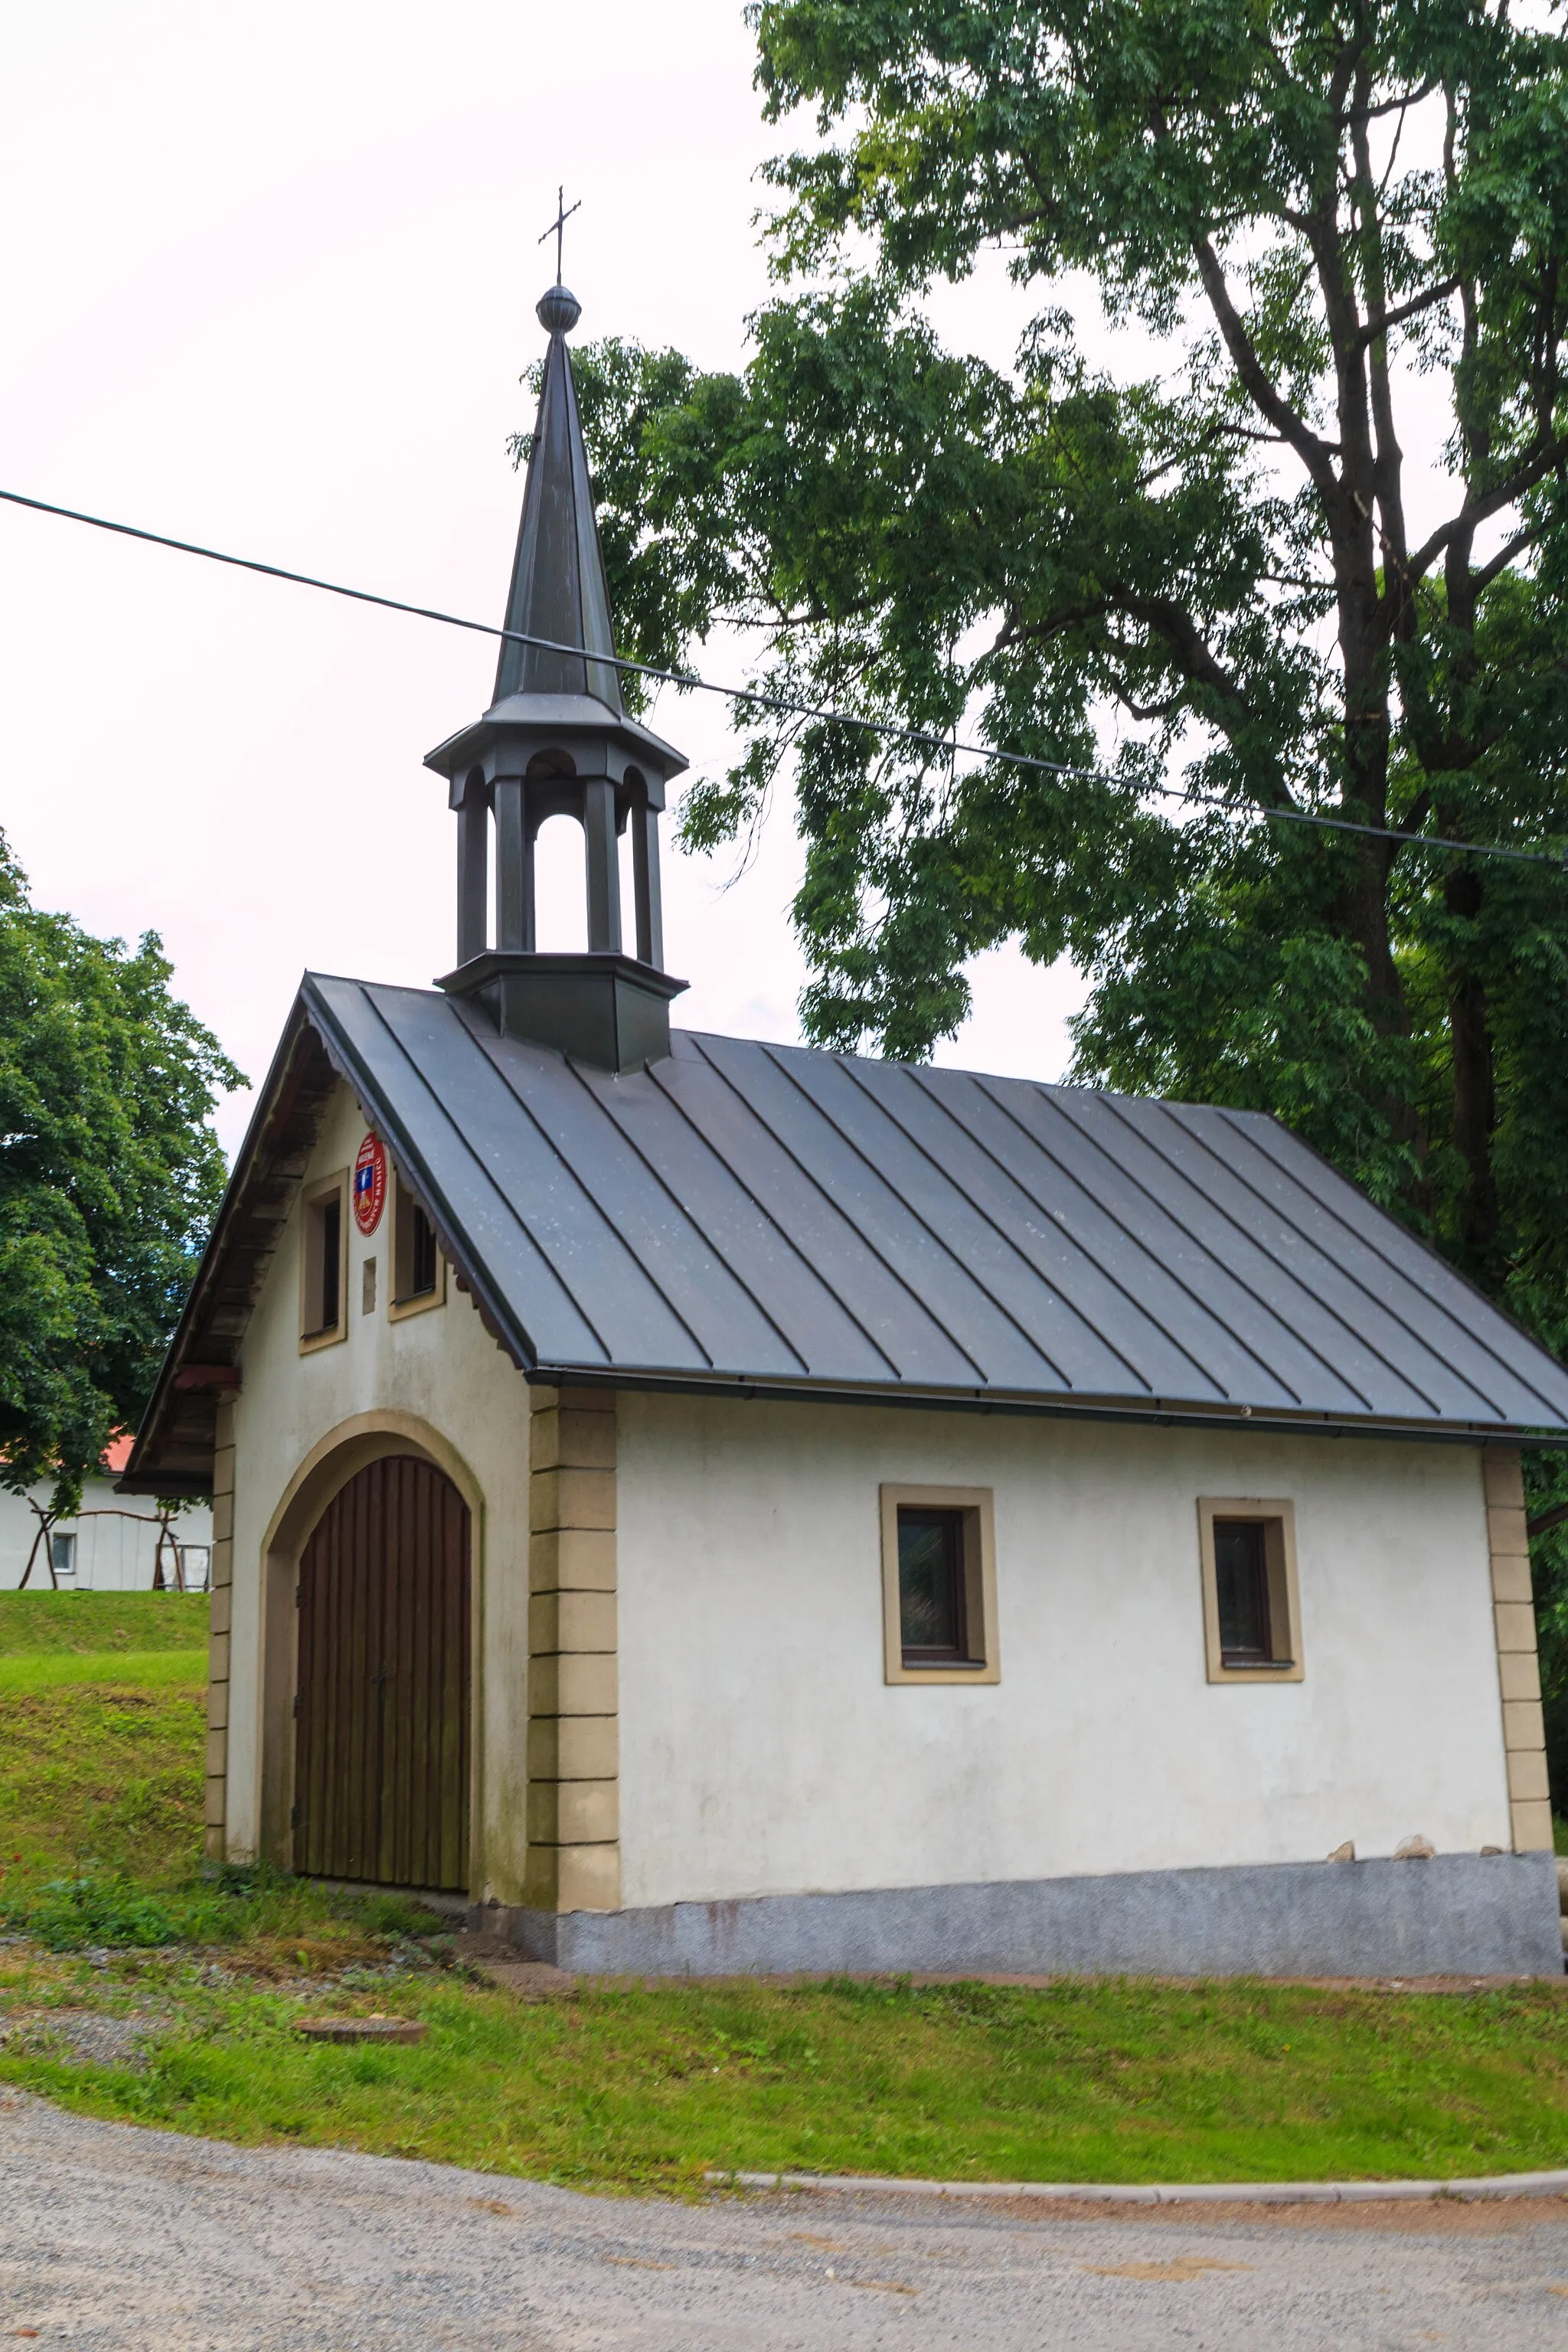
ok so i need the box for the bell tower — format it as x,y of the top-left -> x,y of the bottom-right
426,278 -> 688,1071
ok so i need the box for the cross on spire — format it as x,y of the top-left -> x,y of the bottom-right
537,186 -> 581,285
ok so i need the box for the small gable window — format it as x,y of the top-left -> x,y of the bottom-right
390,1171 -> 446,1320
1197,1499 -> 1302,1682
299,1171 -> 349,1352
880,1485 -> 1000,1685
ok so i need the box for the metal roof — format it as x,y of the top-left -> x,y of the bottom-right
303,972 -> 1568,1438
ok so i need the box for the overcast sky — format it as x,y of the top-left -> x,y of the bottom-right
0,0 -> 1095,1157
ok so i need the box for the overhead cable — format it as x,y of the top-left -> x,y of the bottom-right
1,484 -> 1563,875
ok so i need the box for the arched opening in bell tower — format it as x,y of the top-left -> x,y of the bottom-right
533,811 -> 591,953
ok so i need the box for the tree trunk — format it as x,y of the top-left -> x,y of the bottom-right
1342,850 -> 1424,1157
1334,506 -> 1423,1170
1446,867 -> 1501,1285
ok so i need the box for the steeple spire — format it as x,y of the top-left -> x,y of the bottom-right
423,268 -> 689,1073
492,283 -> 623,714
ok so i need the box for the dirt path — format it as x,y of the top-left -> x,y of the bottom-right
3,2089 -> 1567,2348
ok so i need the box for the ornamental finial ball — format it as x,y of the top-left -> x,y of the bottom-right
537,283 -> 582,336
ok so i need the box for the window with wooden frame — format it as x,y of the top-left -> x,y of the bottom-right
880,1485 -> 1000,1685
1197,1498 -> 1303,1682
389,1169 -> 446,1320
299,1170 -> 349,1351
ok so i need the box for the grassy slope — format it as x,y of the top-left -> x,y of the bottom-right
0,1597 -> 208,1896
0,1592 -> 208,1654
0,1589 -> 1565,2190
0,1652 -> 207,1695
0,1684 -> 207,1890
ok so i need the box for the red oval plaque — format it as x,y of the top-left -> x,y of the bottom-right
353,1132 -> 387,1235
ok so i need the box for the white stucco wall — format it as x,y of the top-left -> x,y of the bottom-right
0,1477 -> 211,1591
223,1080 -> 533,1896
615,1392 -> 1512,1906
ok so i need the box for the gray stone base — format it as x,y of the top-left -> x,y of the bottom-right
477,1852 -> 1563,1979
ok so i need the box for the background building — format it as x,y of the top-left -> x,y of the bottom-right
0,1438 -> 212,1591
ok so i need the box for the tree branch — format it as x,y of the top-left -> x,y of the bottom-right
1114,687 -> 1187,724
1394,786 -> 1433,837
1472,522 -> 1543,593
1001,573 -> 1298,806
1345,77 -> 1439,122
1348,276 -> 1461,354
1190,234 -> 1342,505
1351,80 -> 1410,594
1408,436 -> 1568,582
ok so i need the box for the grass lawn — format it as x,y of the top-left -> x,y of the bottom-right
1,1591 -> 1566,2194
0,1651 -> 212,1696
5,1953 -> 1568,2194
0,1591 -> 210,1654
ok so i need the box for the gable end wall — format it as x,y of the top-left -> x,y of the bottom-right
217,1081 -> 533,1900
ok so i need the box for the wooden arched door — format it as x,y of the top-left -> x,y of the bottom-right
293,1454 -> 471,1890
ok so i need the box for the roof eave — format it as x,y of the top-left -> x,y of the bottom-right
122,996 -> 335,1495
125,978 -> 544,1498
525,1361 -> 1568,1448
296,973 -> 540,1380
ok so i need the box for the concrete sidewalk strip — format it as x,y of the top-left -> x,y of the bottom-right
707,2165 -> 1568,2205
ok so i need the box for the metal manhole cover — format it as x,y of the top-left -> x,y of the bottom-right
293,2015 -> 426,2043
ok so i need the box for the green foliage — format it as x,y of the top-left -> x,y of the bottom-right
0,1863 -> 436,1954
564,0 -> 1568,1308
9,1875 -> 185,1951
0,842 -> 240,1515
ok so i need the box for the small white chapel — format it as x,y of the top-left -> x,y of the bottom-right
124,273 -> 1568,1978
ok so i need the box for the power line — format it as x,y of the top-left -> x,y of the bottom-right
2,482 -> 1563,876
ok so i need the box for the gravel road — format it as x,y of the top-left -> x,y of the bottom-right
4,2088 -> 1568,2348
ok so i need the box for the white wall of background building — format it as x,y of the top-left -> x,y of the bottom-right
0,1472 -> 212,1592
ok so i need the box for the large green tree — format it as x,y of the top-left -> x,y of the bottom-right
557,0 -> 1568,1793
0,841 -> 240,1524
571,0 -> 1568,1314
